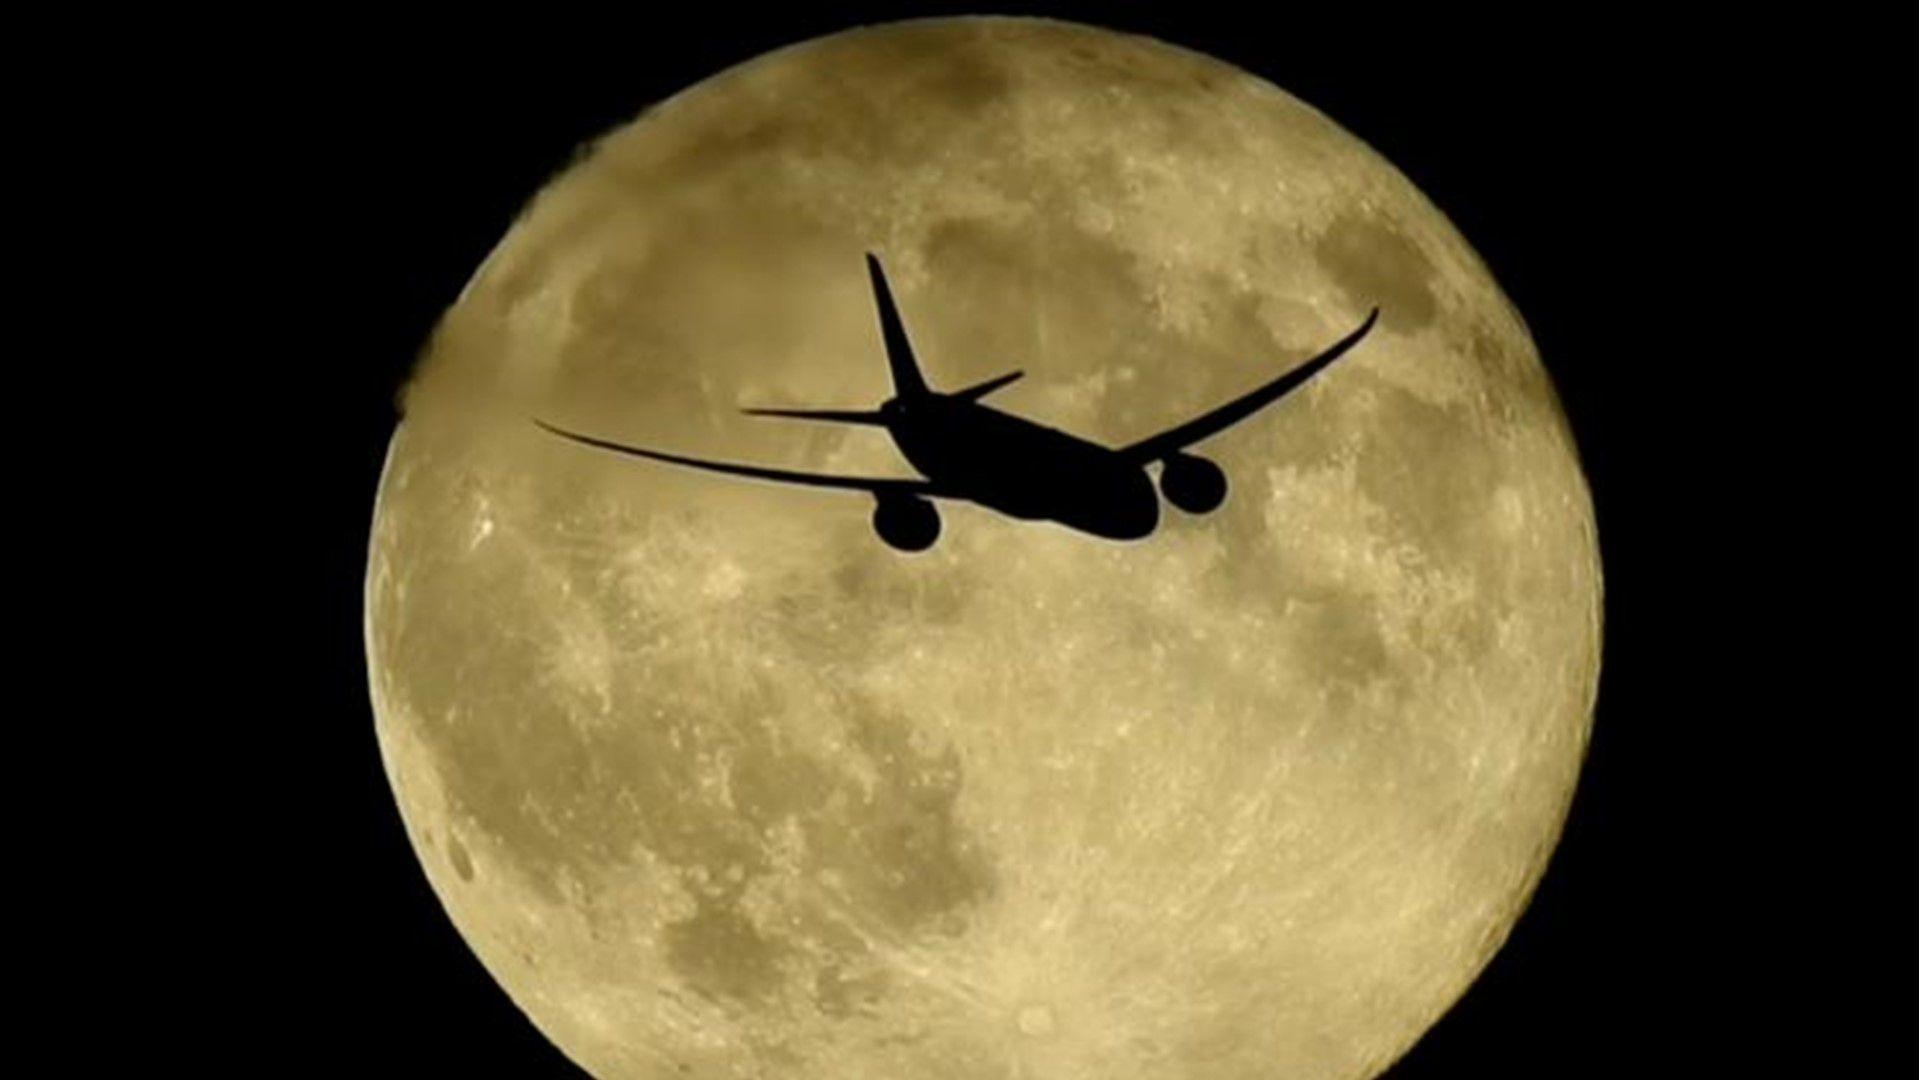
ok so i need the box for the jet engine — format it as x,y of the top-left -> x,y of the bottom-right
1159,452 -> 1228,514
872,494 -> 941,552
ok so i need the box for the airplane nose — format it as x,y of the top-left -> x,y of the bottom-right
1061,473 -> 1160,540
1114,489 -> 1160,539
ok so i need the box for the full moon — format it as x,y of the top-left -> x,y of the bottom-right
366,17 -> 1600,1080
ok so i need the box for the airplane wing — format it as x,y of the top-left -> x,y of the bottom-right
1118,308 -> 1379,463
535,420 -> 945,496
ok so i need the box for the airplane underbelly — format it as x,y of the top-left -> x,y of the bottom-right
977,463 -> 1157,539
894,411 -> 1157,539
971,484 -> 1054,520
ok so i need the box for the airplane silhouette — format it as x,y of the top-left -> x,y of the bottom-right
538,253 -> 1378,552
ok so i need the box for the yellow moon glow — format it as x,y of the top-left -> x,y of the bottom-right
366,17 -> 1600,1080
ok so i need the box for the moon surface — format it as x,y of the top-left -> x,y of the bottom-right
366,17 -> 1600,1080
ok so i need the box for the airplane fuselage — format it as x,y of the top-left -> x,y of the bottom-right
883,395 -> 1160,540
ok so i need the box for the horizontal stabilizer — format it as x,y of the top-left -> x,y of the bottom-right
951,370 -> 1024,402
742,407 -> 890,425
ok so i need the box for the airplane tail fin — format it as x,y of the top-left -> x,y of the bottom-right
866,253 -> 931,399
743,407 -> 889,425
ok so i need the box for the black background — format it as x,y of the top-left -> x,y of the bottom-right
235,5 -> 1908,1076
